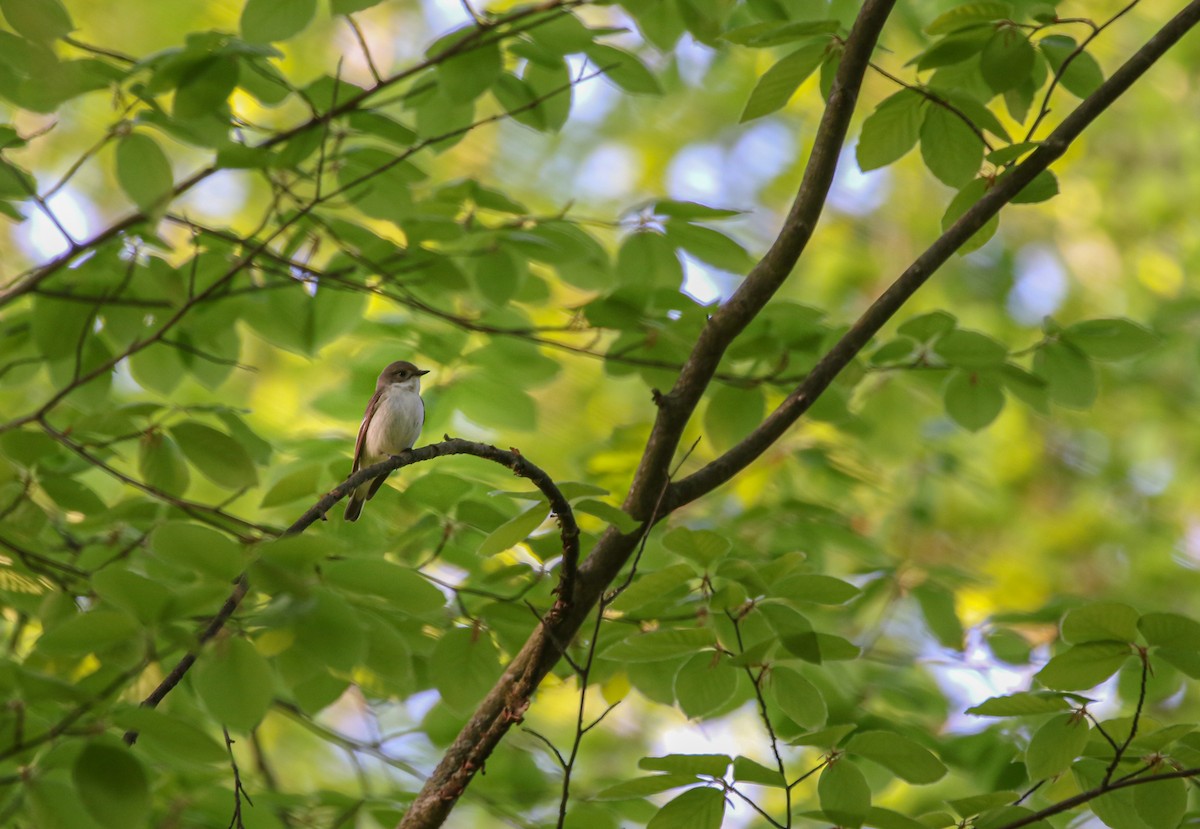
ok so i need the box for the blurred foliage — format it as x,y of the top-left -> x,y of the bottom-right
0,0 -> 1199,827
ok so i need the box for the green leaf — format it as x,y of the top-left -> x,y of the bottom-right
975,806 -> 1053,829
866,807 -> 931,829
193,637 -> 274,731
0,0 -> 73,42
37,609 -> 140,656
521,58 -> 572,133
574,499 -> 639,533
721,19 -> 839,47
93,568 -> 171,624
586,44 -> 661,94
653,200 -> 742,220
324,559 -> 446,614
947,792 -> 1020,819
617,230 -> 683,288
1034,340 -> 1097,409
431,627 -> 502,714
926,2 -> 1012,35
916,30 -> 992,70
647,786 -> 725,829
173,56 -> 239,119
664,220 -> 754,273
769,666 -> 827,729
944,369 -> 1005,431
941,178 -> 999,255
857,90 -> 925,171
1009,170 -> 1059,204
819,759 -> 871,829
739,40 -> 827,122
1072,758 -> 1146,829
771,574 -> 859,604
115,132 -> 173,213
1132,773 -> 1188,829
151,521 -> 243,582
1025,712 -> 1089,781
331,0 -> 382,12
986,628 -> 1032,664
899,311 -> 956,341
112,708 -> 226,766
981,27 -> 1035,94
477,502 -> 548,556
137,431 -> 190,496
914,582 -> 965,649
1139,612 -> 1200,650
934,329 -> 1008,368
639,754 -> 731,777
779,631 -> 860,663
846,731 -> 947,784
966,692 -> 1074,716
920,106 -> 984,188
704,383 -> 764,452
241,0 -> 316,42
259,464 -> 319,508
1062,318 -> 1158,361
1039,35 -> 1104,98
602,628 -> 718,662
170,421 -> 259,489
72,741 -> 150,829
593,774 -> 699,801
1061,602 -> 1140,644
1035,641 -> 1132,691
436,35 -> 502,103
732,755 -> 785,787
675,652 -> 738,718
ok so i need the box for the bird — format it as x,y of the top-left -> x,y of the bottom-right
344,360 -> 430,521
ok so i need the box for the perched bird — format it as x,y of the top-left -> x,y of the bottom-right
344,360 -> 429,521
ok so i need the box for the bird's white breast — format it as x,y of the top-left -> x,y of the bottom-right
364,383 -> 424,461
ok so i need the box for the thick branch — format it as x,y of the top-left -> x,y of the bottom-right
622,0 -> 897,521
669,0 -> 1200,509
396,6 -> 900,827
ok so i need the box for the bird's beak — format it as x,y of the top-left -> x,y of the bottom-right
416,369 -> 431,376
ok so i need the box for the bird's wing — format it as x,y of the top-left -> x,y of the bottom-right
351,388 -> 383,473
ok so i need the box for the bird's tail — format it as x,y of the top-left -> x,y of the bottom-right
344,493 -> 365,521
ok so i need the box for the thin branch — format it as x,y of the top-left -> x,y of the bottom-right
1104,648 -> 1148,785
991,767 -> 1200,829
223,728 -> 253,829
344,15 -> 384,85
1024,0 -> 1140,142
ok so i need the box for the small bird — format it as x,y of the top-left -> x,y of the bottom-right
344,360 -> 430,521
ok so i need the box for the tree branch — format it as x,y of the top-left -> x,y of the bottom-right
668,0 -> 1200,509
621,0 -> 897,522
394,4 -> 900,827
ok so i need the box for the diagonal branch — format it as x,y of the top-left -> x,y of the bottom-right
621,0 -> 898,521
668,0 -> 1200,510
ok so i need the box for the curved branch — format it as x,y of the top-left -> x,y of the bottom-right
125,438 -> 577,746
668,0 -> 1200,510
